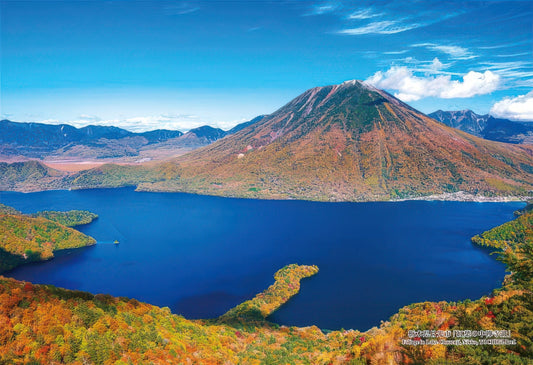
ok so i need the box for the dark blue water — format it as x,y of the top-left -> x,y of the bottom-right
0,188 -> 521,330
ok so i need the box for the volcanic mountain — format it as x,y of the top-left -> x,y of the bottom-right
117,80 -> 533,201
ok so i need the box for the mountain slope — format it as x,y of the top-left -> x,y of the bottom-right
134,81 -> 533,201
429,110 -> 488,137
138,129 -> 183,143
0,160 -> 68,191
0,120 -> 86,151
227,115 -> 266,134
483,116 -> 533,144
429,110 -> 533,144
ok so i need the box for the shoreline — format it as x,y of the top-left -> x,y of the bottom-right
391,191 -> 531,203
2,185 -> 531,204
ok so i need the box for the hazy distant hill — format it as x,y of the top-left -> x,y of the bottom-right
0,120 -> 182,159
0,117 -> 262,161
138,124 -> 259,154
429,110 -> 533,144
482,117 -> 533,144
138,129 -> 184,143
162,125 -> 227,148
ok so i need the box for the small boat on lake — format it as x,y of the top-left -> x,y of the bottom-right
114,240 -> 119,245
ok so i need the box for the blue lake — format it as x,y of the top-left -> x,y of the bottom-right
0,188 -> 521,330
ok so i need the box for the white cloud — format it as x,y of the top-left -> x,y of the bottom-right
337,7 -> 464,37
496,52 -> 531,58
163,3 -> 200,15
478,40 -> 529,50
108,115 -> 205,132
366,66 -> 500,102
481,61 -> 533,85
412,43 -> 475,60
315,5 -> 335,13
383,50 -> 409,55
34,114 -> 250,133
34,119 -> 62,125
78,114 -> 102,122
175,7 -> 199,15
377,57 -> 457,76
306,2 -> 339,16
490,91 -> 533,121
37,115 -> 200,132
429,57 -> 444,71
348,8 -> 383,19
338,20 -> 421,35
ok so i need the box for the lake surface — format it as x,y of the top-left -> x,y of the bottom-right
0,188 -> 521,330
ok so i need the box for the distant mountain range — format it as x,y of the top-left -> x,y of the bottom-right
1,81 -> 532,200
4,109 -> 527,164
0,118 -> 264,161
429,110 -> 533,144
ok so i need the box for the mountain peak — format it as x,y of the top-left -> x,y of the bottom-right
429,109 -> 489,137
341,79 -> 363,86
304,80 -> 377,96
340,79 -> 377,91
132,82 -> 533,201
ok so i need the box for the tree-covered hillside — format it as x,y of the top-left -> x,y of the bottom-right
0,205 -> 97,272
31,210 -> 98,227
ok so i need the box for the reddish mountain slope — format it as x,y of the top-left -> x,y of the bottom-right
138,80 -> 533,200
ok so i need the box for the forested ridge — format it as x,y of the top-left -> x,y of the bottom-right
0,205 -> 97,273
31,210 -> 98,227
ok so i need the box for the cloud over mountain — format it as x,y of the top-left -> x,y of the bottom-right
491,91 -> 533,121
366,66 -> 500,101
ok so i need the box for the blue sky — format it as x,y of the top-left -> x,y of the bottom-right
1,0 -> 532,131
